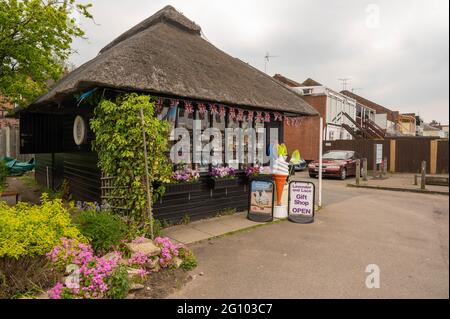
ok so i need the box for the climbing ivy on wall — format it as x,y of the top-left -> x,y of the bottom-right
90,93 -> 172,231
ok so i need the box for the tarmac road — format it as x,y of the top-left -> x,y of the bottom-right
169,175 -> 449,299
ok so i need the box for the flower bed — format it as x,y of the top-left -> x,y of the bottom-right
45,236 -> 197,299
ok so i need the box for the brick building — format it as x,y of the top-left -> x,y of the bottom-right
274,74 -> 359,161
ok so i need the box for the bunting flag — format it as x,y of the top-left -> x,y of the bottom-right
285,117 -> 291,126
219,105 -> 226,118
155,96 -> 307,127
198,103 -> 207,115
255,111 -> 263,123
237,109 -> 245,122
156,97 -> 164,113
274,112 -> 283,121
210,104 -> 218,115
184,101 -> 194,114
229,107 -> 237,120
247,111 -> 254,122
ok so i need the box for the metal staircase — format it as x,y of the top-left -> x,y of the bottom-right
332,111 -> 385,140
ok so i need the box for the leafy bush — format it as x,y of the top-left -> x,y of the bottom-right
0,194 -> 85,259
179,247 -> 198,271
74,210 -> 128,255
105,265 -> 131,299
90,94 -> 172,231
0,159 -> 7,188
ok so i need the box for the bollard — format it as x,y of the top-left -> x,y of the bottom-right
421,161 -> 426,190
383,157 -> 388,175
356,159 -> 361,186
362,158 -> 368,181
414,174 -> 418,186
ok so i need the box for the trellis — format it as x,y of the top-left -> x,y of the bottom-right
100,173 -> 129,213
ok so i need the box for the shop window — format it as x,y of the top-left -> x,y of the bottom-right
226,116 -> 240,169
197,108 -> 210,172
211,113 -> 225,167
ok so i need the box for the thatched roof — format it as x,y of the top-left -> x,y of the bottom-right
29,5 -> 317,115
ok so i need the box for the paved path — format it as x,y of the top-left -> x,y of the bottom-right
169,178 -> 449,299
162,213 -> 266,244
350,173 -> 449,195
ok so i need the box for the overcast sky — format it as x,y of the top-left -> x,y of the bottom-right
70,0 -> 449,124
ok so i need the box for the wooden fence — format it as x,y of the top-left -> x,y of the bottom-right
0,126 -> 33,162
323,137 -> 449,174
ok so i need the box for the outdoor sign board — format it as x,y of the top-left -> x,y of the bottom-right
248,179 -> 275,222
288,181 -> 315,224
375,144 -> 383,165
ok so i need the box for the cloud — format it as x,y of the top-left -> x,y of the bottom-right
70,0 -> 449,123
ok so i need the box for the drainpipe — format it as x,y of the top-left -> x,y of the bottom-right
318,117 -> 323,208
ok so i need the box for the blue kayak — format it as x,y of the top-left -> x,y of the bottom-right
1,157 -> 35,176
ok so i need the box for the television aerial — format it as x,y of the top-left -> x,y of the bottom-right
264,52 -> 279,74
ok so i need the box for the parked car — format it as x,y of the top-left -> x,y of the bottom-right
308,150 -> 361,180
292,158 -> 307,172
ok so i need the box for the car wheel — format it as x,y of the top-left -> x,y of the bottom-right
309,173 -> 317,178
340,168 -> 347,180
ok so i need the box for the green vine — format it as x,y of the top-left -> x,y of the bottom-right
90,93 -> 172,231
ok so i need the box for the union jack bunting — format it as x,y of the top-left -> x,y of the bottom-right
247,111 -> 254,122
285,117 -> 291,126
274,112 -> 283,121
219,105 -> 226,118
255,111 -> 263,123
229,107 -> 237,120
156,97 -> 164,112
184,101 -> 194,114
209,104 -> 218,115
264,112 -> 271,122
198,103 -> 207,115
237,109 -> 245,122
170,99 -> 179,107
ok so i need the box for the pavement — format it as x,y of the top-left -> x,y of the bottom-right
162,213 -> 268,244
167,172 -> 449,299
350,173 -> 449,195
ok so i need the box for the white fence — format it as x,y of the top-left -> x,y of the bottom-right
0,126 -> 33,162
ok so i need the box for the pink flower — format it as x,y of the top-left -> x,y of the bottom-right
48,283 -> 63,299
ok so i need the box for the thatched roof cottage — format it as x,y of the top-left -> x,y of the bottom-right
19,5 -> 317,222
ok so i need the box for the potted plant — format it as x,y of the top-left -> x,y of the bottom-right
209,167 -> 238,190
164,167 -> 201,195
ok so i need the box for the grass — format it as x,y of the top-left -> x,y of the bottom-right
18,172 -> 38,188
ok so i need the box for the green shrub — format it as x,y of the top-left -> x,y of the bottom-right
179,247 -> 198,271
0,194 -> 85,259
74,210 -> 128,255
105,264 -> 131,299
0,159 -> 7,188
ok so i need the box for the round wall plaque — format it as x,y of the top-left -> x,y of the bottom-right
73,115 -> 87,146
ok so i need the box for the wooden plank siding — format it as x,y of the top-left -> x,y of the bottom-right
35,152 -> 249,223
436,140 -> 449,174
323,139 -> 391,170
322,137 -> 447,174
395,138 -> 431,173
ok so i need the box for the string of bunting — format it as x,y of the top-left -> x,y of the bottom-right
157,97 -> 303,127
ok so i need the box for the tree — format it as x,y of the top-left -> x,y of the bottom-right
0,0 -> 93,106
90,94 -> 173,236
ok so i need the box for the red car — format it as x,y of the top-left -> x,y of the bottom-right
308,150 -> 361,180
